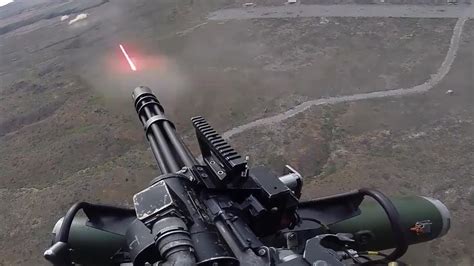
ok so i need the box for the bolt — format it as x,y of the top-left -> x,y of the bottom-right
210,161 -> 216,164
217,170 -> 224,175
201,173 -> 208,178
258,248 -> 267,256
196,167 -> 204,171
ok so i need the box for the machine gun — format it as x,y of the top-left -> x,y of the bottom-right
44,86 -> 450,265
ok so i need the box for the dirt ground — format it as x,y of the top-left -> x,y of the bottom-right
0,0 -> 472,265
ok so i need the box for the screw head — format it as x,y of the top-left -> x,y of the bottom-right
258,248 -> 267,256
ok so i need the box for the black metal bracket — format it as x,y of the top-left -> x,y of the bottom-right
191,116 -> 247,184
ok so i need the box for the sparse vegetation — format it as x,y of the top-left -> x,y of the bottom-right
0,1 -> 472,265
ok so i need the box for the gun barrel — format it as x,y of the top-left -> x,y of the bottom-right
132,86 -> 196,174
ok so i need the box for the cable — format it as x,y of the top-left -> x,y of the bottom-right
358,188 -> 409,262
55,202 -> 133,243
359,251 -> 391,265
55,202 -> 90,243
44,202 -> 92,265
300,217 -> 332,232
364,251 -> 388,258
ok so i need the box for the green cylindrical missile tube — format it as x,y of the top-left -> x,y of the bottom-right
52,196 -> 449,264
328,196 -> 450,251
52,217 -> 126,265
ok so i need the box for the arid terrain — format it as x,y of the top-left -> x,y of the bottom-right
0,0 -> 472,265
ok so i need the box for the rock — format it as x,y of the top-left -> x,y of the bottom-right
68,13 -> 89,25
446,90 -> 454,95
408,131 -> 427,139
243,3 -> 256,7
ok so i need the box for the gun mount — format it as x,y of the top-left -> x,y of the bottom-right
44,87 -> 450,266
